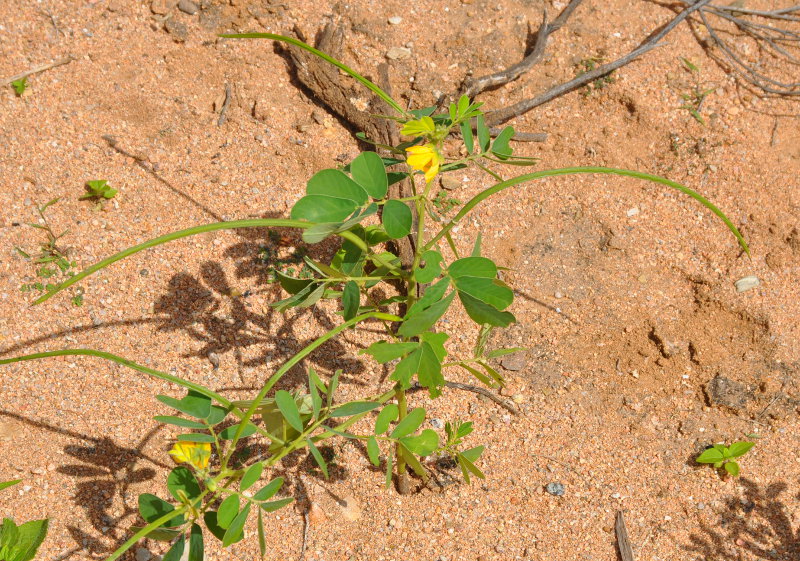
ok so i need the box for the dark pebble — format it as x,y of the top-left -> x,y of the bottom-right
545,482 -> 565,496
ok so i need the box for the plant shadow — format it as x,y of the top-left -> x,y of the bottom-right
685,477 -> 800,561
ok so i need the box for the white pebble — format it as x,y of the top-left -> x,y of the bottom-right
734,275 -> 760,293
626,207 -> 640,217
388,16 -> 402,25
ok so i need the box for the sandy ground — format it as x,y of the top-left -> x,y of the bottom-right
1,1 -> 799,560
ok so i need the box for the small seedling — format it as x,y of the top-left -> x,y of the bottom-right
15,198 -> 81,305
696,441 -> 755,476
10,77 -> 28,96
576,55 -> 616,95
80,179 -> 117,202
430,190 -> 461,216
678,58 -> 715,125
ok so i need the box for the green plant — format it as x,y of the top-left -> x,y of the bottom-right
576,55 -> 616,94
696,441 -> 755,477
678,57 -> 715,125
15,198 -> 82,305
0,480 -> 49,561
0,33 -> 749,561
80,179 -> 117,205
10,78 -> 27,97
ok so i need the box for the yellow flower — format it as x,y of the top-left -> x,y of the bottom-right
405,144 -> 441,183
169,441 -> 211,470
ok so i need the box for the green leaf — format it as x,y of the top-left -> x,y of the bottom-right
382,200 -> 413,239
260,497 -> 294,513
223,503 -> 251,547
177,433 -> 216,443
398,444 -> 427,478
252,478 -> 284,501
342,281 -> 359,321
11,77 -> 27,96
128,526 -> 181,542
202,511 -> 227,542
457,453 -> 485,483
331,401 -> 381,418
306,439 -> 329,479
413,250 -> 444,283
361,341 -> 419,363
167,466 -> 201,501
218,421 -> 258,440
217,495 -> 240,529
290,194 -> 358,223
390,407 -> 425,439
458,292 -> 516,327
375,404 -> 399,434
461,445 -> 484,462
406,277 -> 450,319
275,271 -> 314,295
0,480 -> 21,492
477,360 -> 504,385
491,126 -> 515,159
350,152 -> 388,199
485,347 -> 525,358
326,369 -> 340,410
726,441 -> 755,459
275,390 -> 304,432
399,429 -> 439,456
306,169 -> 369,205
460,363 -> 494,386
157,391 -> 212,419
308,369 -> 322,421
188,523 -> 204,561
696,447 -> 725,464
162,533 -> 186,561
398,339 -> 447,398
460,120 -> 474,155
471,232 -> 482,257
454,276 -> 513,310
0,518 -> 48,561
448,256 -> 497,279
401,116 -> 436,137
205,405 -> 229,426
138,494 -> 184,527
724,461 -> 740,477
476,114 -> 490,152
241,462 -> 264,491
154,416 -> 206,429
397,291 -> 455,338
366,436 -> 381,466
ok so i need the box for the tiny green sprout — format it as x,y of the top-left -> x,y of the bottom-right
696,441 -> 755,477
11,77 -> 28,96
81,179 -> 117,201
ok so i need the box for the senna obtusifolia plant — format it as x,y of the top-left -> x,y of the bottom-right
0,34 -> 748,560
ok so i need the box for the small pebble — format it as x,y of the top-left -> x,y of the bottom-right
388,16 -> 402,25
734,275 -> 760,293
626,207 -> 640,217
545,482 -> 565,496
178,0 -> 198,14
429,418 -> 444,429
386,47 -> 412,60
135,548 -> 152,561
208,351 -> 220,369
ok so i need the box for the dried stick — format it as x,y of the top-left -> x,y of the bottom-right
217,83 -> 232,126
616,511 -> 636,561
485,0 -> 714,126
2,56 -> 73,85
444,381 -> 520,415
460,0 -> 584,99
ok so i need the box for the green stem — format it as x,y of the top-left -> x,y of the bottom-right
425,166 -> 749,255
223,311 -> 401,465
0,349 -> 285,445
32,218 -> 311,305
394,385 -> 409,479
219,33 -> 407,117
103,502 -> 193,561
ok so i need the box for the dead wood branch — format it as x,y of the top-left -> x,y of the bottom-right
459,0 -> 584,99
616,511 -> 636,561
484,0 -> 714,126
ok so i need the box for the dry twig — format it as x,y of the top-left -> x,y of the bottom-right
2,56 -> 74,86
616,511 -> 636,561
217,83 -> 232,126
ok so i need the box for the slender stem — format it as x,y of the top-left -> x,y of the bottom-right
394,385 -> 409,479
425,166 -> 749,255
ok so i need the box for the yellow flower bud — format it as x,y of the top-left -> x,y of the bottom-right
169,441 -> 211,470
405,144 -> 441,183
